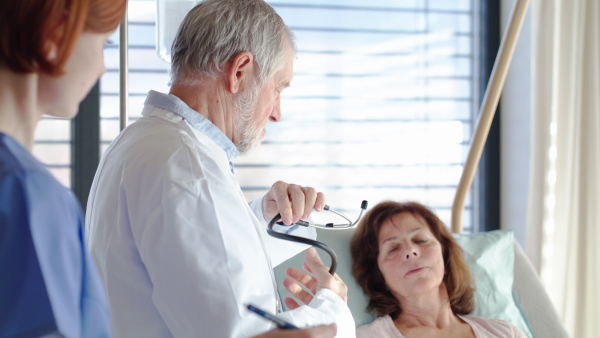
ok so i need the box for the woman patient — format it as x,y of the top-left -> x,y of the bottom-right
350,201 -> 526,337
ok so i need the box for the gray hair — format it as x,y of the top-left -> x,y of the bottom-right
170,0 -> 296,86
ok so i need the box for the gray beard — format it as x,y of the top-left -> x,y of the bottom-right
234,85 -> 264,155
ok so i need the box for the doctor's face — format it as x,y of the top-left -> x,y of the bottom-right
377,212 -> 445,302
39,31 -> 111,119
233,42 -> 294,155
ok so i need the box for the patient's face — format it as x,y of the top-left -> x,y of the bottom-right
376,212 -> 445,302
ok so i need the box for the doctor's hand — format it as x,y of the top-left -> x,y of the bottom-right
263,181 -> 325,225
252,323 -> 337,338
283,248 -> 348,309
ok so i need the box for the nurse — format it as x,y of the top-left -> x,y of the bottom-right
0,0 -> 126,337
86,0 -> 354,337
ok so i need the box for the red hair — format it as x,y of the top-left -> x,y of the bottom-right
350,201 -> 475,319
0,0 -> 126,76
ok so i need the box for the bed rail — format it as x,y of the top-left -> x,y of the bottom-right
451,0 -> 530,233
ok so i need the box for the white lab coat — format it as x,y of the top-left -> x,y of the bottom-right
85,91 -> 355,337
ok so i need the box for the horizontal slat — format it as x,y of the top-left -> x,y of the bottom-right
280,98 -> 473,121
105,48 -> 170,72
101,72 -> 170,95
270,0 -> 471,12
100,120 -> 121,142
427,13 -> 472,32
281,11 -> 471,35
34,119 -> 71,142
285,74 -> 472,99
128,1 -> 157,22
239,186 -> 472,222
292,53 -> 472,77
292,31 -> 472,55
277,7 -> 428,32
108,24 -> 156,48
105,48 -> 471,77
235,164 -> 464,187
101,95 -> 147,119
294,54 -> 471,78
427,0 -> 471,11
261,120 -> 467,143
32,144 -> 71,166
233,142 -> 467,166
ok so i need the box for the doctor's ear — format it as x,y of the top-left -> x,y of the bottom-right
227,51 -> 256,94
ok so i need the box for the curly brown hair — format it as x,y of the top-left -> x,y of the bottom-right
350,201 -> 474,319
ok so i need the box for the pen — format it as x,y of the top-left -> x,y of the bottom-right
246,304 -> 299,330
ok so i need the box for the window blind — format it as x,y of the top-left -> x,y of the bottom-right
99,0 -> 479,231
33,118 -> 72,187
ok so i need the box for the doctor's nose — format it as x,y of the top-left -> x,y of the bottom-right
270,99 -> 282,122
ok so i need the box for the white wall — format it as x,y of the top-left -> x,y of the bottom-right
500,0 -> 531,248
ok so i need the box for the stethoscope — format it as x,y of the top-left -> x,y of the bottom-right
267,200 -> 368,275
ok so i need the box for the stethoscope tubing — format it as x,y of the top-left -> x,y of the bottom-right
266,201 -> 368,276
267,213 -> 338,275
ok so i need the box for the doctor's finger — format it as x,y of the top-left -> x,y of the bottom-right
283,277 -> 314,305
287,184 -> 306,224
299,187 -> 322,219
265,181 -> 293,224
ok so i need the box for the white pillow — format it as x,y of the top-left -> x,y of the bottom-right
454,230 -> 533,337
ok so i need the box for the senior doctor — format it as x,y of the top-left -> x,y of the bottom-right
85,0 -> 354,337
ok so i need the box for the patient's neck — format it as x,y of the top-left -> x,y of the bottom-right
394,282 -> 457,329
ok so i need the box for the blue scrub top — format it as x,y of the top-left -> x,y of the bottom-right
0,133 -> 110,338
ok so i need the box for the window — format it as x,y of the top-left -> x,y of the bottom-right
235,1 -> 481,231
35,0 -> 489,232
33,118 -> 72,187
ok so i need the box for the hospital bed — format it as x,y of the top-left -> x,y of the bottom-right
274,0 -> 570,336
275,226 -> 569,337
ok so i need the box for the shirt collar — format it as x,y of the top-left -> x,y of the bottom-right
143,90 -> 240,160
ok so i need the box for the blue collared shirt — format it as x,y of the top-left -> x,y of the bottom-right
145,90 -> 239,173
